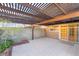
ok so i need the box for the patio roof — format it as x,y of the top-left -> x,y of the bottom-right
0,3 -> 79,25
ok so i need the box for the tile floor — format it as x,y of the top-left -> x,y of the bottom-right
12,38 -> 79,56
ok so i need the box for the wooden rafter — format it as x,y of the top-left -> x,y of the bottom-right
43,4 -> 53,10
1,11 -> 41,21
35,11 -> 79,25
0,16 -> 28,24
9,3 -> 11,8
0,6 -> 25,19
0,11 -> 33,21
20,3 -> 52,19
0,3 -> 44,20
54,3 -> 67,14
0,15 -> 36,24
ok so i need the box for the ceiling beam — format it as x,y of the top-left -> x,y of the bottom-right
0,3 -> 44,20
0,12 -> 38,24
0,12 -> 26,19
0,11 -> 41,22
20,3 -> 52,19
0,16 -> 27,24
35,11 -> 79,25
0,12 -> 39,24
43,4 -> 53,10
0,15 -> 35,24
54,3 -> 67,14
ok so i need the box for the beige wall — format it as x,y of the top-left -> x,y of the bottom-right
12,27 -> 46,42
0,27 -> 46,43
45,25 -> 60,39
45,23 -> 79,43
34,27 -> 46,39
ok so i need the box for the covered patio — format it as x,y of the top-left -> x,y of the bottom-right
0,3 -> 79,56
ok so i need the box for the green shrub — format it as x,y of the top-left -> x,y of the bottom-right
0,40 -> 14,53
0,43 -> 5,53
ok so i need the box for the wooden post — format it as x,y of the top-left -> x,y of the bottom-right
32,26 -> 34,40
44,28 -> 47,37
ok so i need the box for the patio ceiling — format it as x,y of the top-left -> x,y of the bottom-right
0,3 -> 79,25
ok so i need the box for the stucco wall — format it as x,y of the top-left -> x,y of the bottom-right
0,27 -> 46,43
34,27 -> 46,39
45,25 -> 60,39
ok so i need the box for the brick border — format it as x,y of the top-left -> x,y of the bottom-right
0,39 -> 29,56
13,40 -> 29,46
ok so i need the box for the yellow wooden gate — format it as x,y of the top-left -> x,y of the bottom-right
68,24 -> 77,42
60,24 -> 68,41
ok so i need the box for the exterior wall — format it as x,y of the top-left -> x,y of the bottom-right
78,24 -> 79,42
46,22 -> 79,43
46,25 -> 60,39
0,27 -> 46,43
60,24 -> 68,41
34,27 -> 46,39
68,23 -> 77,42
59,23 -> 77,43
0,27 -> 31,43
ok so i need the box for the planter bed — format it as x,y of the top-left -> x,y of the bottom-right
0,47 -> 12,56
0,39 -> 29,56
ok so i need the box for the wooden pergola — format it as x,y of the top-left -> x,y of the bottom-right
0,3 -> 79,25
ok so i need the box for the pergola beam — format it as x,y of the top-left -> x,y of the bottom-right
35,11 -> 79,25
0,15 -> 34,24
32,26 -> 34,40
0,11 -> 41,22
20,3 -> 52,18
0,3 -> 44,20
54,3 -> 67,14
